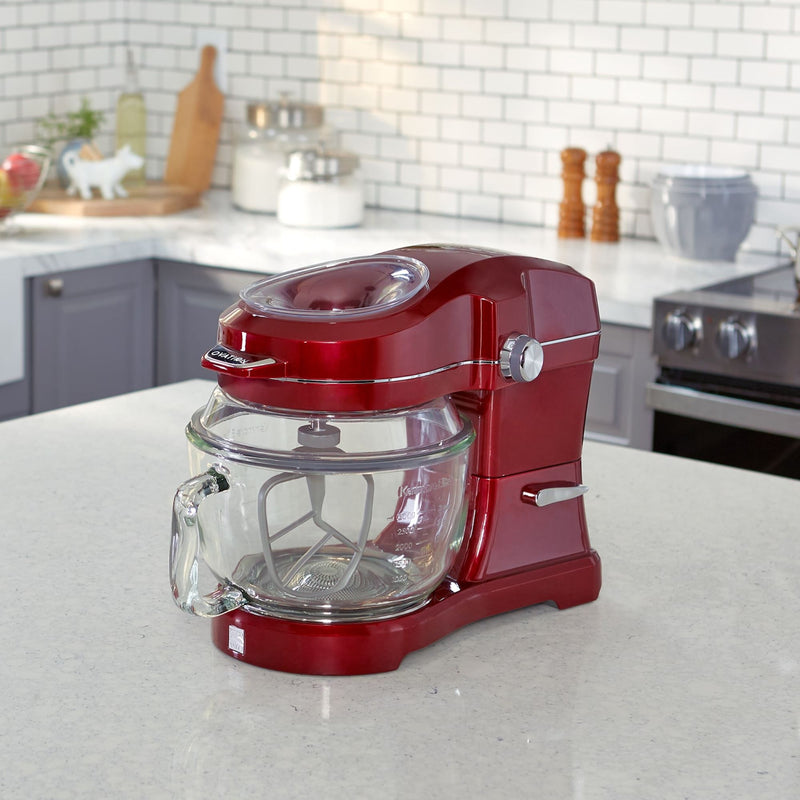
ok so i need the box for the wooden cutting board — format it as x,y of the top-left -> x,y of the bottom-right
29,182 -> 201,216
163,45 -> 224,193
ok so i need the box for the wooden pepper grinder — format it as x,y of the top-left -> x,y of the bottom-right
558,147 -> 587,238
591,149 -> 621,242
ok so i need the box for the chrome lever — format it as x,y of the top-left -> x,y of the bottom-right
521,484 -> 588,507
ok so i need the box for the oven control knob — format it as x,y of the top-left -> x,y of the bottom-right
716,318 -> 752,360
662,311 -> 699,352
499,334 -> 544,382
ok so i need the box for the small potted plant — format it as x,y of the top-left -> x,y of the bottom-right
37,98 -> 106,187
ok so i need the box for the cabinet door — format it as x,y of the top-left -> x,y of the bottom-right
156,260 -> 264,385
31,260 -> 155,413
585,323 -> 656,450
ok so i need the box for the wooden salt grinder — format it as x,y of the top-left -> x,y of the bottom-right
558,147 -> 587,238
591,149 -> 621,242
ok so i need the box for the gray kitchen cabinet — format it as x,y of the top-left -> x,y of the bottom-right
156,260 -> 265,384
0,378 -> 30,422
0,280 -> 30,421
30,260 -> 155,413
585,323 -> 656,450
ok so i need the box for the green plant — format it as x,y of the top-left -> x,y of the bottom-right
37,98 -> 106,147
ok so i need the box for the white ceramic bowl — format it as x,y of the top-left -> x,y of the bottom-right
650,165 -> 757,261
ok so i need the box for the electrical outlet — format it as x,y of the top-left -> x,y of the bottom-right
195,28 -> 228,92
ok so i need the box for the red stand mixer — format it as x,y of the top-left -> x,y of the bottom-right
170,245 -> 601,674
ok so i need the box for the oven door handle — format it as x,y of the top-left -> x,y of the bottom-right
646,382 -> 800,439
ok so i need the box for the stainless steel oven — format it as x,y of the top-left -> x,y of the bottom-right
648,264 -> 800,480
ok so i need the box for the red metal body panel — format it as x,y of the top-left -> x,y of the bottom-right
195,245 -> 603,674
204,244 -> 599,413
210,551 -> 601,675
453,461 -> 590,582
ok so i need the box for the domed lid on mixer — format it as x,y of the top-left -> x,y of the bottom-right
240,255 -> 429,319
187,386 -> 474,472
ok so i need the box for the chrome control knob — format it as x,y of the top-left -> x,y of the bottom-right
716,318 -> 752,360
662,311 -> 699,352
499,334 -> 544,382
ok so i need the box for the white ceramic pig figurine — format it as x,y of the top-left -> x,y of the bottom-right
63,145 -> 144,200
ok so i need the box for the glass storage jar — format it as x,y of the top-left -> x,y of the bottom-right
277,146 -> 364,228
231,96 -> 332,214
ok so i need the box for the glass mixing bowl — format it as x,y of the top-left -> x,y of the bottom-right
0,145 -> 51,232
171,387 -> 475,622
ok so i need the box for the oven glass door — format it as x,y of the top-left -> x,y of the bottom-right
647,370 -> 800,480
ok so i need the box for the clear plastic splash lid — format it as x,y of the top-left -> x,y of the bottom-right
240,255 -> 429,319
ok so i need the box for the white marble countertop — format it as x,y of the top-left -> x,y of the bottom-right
1,379 -> 798,799
3,190 -> 788,322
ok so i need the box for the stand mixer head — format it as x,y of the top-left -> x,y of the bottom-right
170,244 -> 602,674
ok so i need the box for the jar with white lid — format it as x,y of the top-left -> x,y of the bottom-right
231,97 -> 333,214
277,146 -> 364,229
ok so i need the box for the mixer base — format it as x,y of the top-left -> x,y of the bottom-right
210,550 -> 601,675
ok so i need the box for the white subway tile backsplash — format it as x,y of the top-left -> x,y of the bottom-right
462,43 -> 504,69
441,166 -> 481,192
766,33 -> 800,62
686,110 -> 736,139
551,1 -> 596,24
662,135 -> 710,164
645,2 -> 691,27
619,27 -> 666,53
2,0 -> 800,249
665,83 -> 713,110
714,85 -> 762,114
483,69 -> 525,95
764,89 -> 800,117
442,17 -> 482,43
420,90 -> 460,115
717,31 -> 765,59
642,54 -> 688,81
743,4 -> 793,33
506,0 -> 549,22
441,117 -> 481,142
692,3 -> 741,30
573,23 -> 618,51
482,120 -> 524,146
419,187 -> 459,215
505,46 -> 547,72
690,57 -> 738,85
461,93 -> 503,119
595,104 -> 640,130
667,28 -> 716,57
746,63 -> 789,95
571,76 -> 616,103
550,48 -> 594,76
641,107 -> 685,134
421,40 -> 460,66
595,51 -> 640,78
597,1 -> 645,26
442,67 -> 483,93
460,192 -> 500,220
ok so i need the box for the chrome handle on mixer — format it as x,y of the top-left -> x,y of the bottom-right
170,466 -> 246,618
521,484 -> 588,507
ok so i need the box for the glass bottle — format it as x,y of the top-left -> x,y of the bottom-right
115,48 -> 146,186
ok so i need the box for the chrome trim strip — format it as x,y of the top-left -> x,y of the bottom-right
540,330 -> 601,347
274,360 -> 497,385
231,329 -> 601,386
